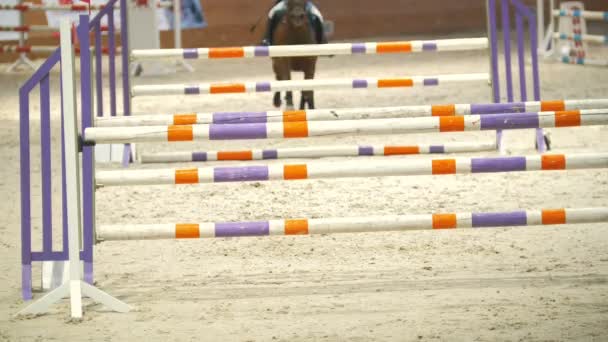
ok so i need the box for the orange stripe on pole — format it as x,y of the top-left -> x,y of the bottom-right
283,110 -> 307,122
175,169 -> 199,184
432,213 -> 457,229
283,121 -> 309,138
541,154 -> 566,170
439,116 -> 465,132
432,159 -> 457,174
541,209 -> 567,225
540,100 -> 566,111
167,125 -> 193,141
173,113 -> 197,125
284,165 -> 308,180
384,146 -> 420,155
210,83 -> 246,94
175,224 -> 200,239
376,42 -> 413,53
217,151 -> 253,161
208,47 -> 245,58
285,219 -> 309,235
377,78 -> 413,88
431,104 -> 456,116
554,110 -> 581,127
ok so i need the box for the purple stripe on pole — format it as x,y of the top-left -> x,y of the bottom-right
422,42 -> 437,51
84,262 -> 93,284
192,152 -> 207,162
479,113 -> 540,130
472,211 -> 528,227
470,102 -> 526,114
471,157 -> 527,173
183,48 -> 198,59
256,82 -> 271,92
185,86 -> 200,95
351,43 -> 366,53
209,123 -> 268,140
22,265 -> 31,300
214,166 -> 270,182
215,221 -> 270,237
213,112 -> 268,124
423,78 -> 439,86
358,146 -> 374,156
254,46 -> 269,57
263,149 -> 278,159
429,145 -> 445,153
352,79 -> 368,88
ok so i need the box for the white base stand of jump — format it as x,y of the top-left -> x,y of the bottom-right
129,0 -> 192,76
95,143 -> 137,164
18,20 -> 129,319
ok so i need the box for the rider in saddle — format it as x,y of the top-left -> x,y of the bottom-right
261,0 -> 327,46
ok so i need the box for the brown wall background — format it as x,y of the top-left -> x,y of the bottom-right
1,0 -> 604,62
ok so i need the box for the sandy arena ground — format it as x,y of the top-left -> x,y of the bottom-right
0,33 -> 607,341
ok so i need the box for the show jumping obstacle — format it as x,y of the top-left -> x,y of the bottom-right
97,207 -> 608,241
539,0 -> 608,66
131,37 -> 490,59
96,98 -> 608,127
95,153 -> 608,187
131,74 -> 491,97
140,142 -> 498,164
0,0 -> 177,72
84,109 -> 608,144
18,0 -> 608,318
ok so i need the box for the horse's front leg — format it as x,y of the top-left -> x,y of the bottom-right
285,91 -> 294,110
300,59 -> 316,110
273,92 -> 282,108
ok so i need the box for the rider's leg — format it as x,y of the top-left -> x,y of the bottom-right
261,1 -> 286,45
307,3 -> 327,43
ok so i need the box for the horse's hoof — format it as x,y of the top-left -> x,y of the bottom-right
544,134 -> 552,151
285,105 -> 295,111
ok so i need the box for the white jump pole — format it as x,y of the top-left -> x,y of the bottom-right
94,153 -> 608,187
84,109 -> 608,144
97,207 -> 608,241
17,19 -> 129,319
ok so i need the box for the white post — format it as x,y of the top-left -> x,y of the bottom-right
173,0 -> 193,72
17,19 -> 129,319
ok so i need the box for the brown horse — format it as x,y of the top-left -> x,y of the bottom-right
271,0 -> 317,110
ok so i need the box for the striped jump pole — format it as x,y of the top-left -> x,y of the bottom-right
0,25 -> 111,33
85,109 -> 608,144
0,45 -> 57,54
553,9 -> 608,21
131,37 -> 489,59
553,33 -> 608,45
96,99 -> 608,127
95,153 -> 608,187
0,45 -> 120,55
139,141 -> 498,164
97,207 -> 608,241
131,74 -> 490,97
0,1 -> 171,11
